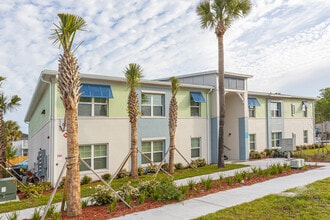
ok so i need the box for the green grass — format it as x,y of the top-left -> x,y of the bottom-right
0,163 -> 247,214
292,145 -> 330,162
195,178 -> 330,220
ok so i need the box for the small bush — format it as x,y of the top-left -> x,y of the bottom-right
250,150 -> 261,159
117,168 -> 130,179
200,176 -> 213,190
234,171 -> 244,183
31,208 -> 41,220
161,163 -> 170,172
82,199 -> 89,209
6,211 -> 18,220
150,178 -> 183,202
226,177 -> 233,186
118,181 -> 140,200
81,175 -> 92,185
187,179 -> 195,190
90,185 -> 117,205
138,167 -> 145,176
108,199 -> 117,213
146,164 -> 158,173
45,204 -> 57,219
101,173 -> 111,181
139,191 -> 147,204
190,158 -> 207,168
174,163 -> 184,170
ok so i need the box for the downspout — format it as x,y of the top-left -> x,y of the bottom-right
40,73 -> 54,184
206,88 -> 213,163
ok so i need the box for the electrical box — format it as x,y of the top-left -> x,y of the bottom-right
290,159 -> 305,169
0,177 -> 17,202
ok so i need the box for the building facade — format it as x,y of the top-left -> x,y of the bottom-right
24,70 -> 315,185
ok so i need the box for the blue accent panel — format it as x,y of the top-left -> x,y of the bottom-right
248,98 -> 260,107
239,117 -> 249,160
190,92 -> 206,103
80,84 -> 113,98
210,117 -> 218,163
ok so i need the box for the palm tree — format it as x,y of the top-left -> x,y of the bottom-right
168,77 -> 180,174
197,0 -> 251,168
124,63 -> 143,179
50,13 -> 86,216
4,120 -> 22,159
0,77 -> 21,177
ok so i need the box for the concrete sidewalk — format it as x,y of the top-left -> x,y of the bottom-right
1,159 -> 329,220
113,159 -> 330,220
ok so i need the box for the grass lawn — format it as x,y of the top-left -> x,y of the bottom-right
195,177 -> 330,220
0,163 -> 247,213
292,145 -> 330,162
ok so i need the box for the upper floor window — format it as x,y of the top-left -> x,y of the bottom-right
302,101 -> 308,117
79,144 -> 108,171
248,98 -> 260,117
78,84 -> 113,117
141,140 -> 164,164
271,102 -> 282,117
249,134 -> 256,150
224,77 -> 244,90
141,93 -> 165,117
191,137 -> 201,158
190,92 -> 205,117
291,104 -> 295,116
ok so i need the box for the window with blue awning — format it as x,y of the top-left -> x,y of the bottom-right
80,84 -> 113,98
248,98 -> 260,107
190,92 -> 205,103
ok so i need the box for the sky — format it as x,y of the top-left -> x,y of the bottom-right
1,0 -> 329,134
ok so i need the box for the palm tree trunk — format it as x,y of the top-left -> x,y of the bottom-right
0,111 -> 5,178
169,134 -> 175,174
131,121 -> 138,179
66,107 -> 82,216
218,33 -> 225,168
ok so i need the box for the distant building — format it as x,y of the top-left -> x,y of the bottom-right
24,70 -> 316,186
12,133 -> 28,156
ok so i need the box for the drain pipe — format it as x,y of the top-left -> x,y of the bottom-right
206,88 -> 213,163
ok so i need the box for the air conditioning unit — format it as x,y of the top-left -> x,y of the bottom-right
290,159 -> 305,168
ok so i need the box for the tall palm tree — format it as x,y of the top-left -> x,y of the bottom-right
197,0 -> 251,168
168,77 -> 180,174
4,120 -> 22,159
50,13 -> 86,217
0,77 -> 21,177
124,63 -> 143,179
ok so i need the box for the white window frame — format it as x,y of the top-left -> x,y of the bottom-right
190,97 -> 201,117
271,132 -> 282,148
141,139 -> 165,164
271,102 -> 282,117
78,97 -> 108,117
79,144 -> 108,171
141,92 -> 165,117
249,134 -> 256,150
191,137 -> 201,158
291,104 -> 295,116
303,130 -> 308,143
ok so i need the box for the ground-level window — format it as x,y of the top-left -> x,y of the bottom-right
79,144 -> 108,171
303,130 -> 308,143
191,137 -> 201,158
249,134 -> 256,150
271,132 -> 282,148
141,140 -> 164,164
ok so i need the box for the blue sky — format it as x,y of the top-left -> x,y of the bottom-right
1,0 -> 329,133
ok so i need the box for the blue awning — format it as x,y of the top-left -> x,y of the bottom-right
248,98 -> 260,107
80,84 -> 113,98
190,92 -> 205,103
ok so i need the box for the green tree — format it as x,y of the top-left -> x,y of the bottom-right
196,0 -> 251,168
124,63 -> 143,179
168,77 -> 180,174
50,13 -> 86,216
315,88 -> 330,124
0,77 -> 21,177
4,120 -> 22,159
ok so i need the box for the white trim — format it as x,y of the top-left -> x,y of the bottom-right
141,90 -> 166,94
141,137 -> 166,141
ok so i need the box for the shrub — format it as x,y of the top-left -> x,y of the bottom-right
174,163 -> 184,170
138,167 -> 145,176
108,199 -> 117,213
249,151 -> 261,159
90,185 -> 117,205
146,164 -> 158,173
161,163 -> 170,172
200,176 -> 213,190
180,185 -> 189,196
234,171 -> 244,183
190,158 -> 207,168
118,181 -> 140,200
81,175 -> 92,185
187,179 -> 195,190
101,173 -> 111,181
117,168 -> 130,178
82,199 -> 89,209
226,177 -> 233,186
6,211 -> 18,220
31,208 -> 41,220
138,180 -> 159,197
139,191 -> 147,204
150,178 -> 183,202
45,204 -> 57,219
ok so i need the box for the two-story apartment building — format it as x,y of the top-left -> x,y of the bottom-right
248,91 -> 315,152
24,70 -> 315,185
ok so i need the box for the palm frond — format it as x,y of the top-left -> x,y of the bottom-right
170,77 -> 180,96
124,63 -> 144,89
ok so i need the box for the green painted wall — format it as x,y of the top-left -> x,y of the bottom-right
109,83 -> 129,117
176,89 -> 207,118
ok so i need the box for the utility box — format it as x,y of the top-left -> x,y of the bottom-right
0,177 -> 17,202
290,159 -> 305,169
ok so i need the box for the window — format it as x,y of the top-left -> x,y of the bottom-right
141,140 -> 164,164
248,98 -> 260,117
190,92 -> 205,117
302,101 -> 308,117
291,104 -> 295,116
191,137 -> 201,158
249,106 -> 256,117
141,93 -> 165,117
271,132 -> 282,148
79,144 -> 107,171
224,77 -> 244,90
78,97 -> 108,116
249,134 -> 256,150
303,130 -> 308,143
271,102 -> 281,117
